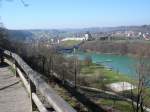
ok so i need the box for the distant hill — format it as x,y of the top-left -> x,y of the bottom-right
29,25 -> 150,37
65,25 -> 150,33
7,30 -> 34,42
4,25 -> 150,42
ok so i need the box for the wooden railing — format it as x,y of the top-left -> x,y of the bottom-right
1,49 -> 76,112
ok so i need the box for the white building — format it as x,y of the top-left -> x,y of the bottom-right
61,37 -> 87,41
84,34 -> 89,40
61,32 -> 92,42
50,38 -> 60,44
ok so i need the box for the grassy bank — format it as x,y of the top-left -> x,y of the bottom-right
79,62 -> 135,89
96,98 -> 133,112
77,62 -> 136,111
80,40 -> 150,57
79,61 -> 150,109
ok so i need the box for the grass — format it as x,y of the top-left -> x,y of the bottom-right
61,40 -> 82,47
51,83 -> 88,112
79,62 -> 150,110
96,98 -> 133,112
80,62 -> 135,88
8,66 -> 16,75
79,62 -> 140,111
123,87 -> 150,108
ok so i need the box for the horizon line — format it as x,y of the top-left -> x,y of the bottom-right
5,24 -> 150,30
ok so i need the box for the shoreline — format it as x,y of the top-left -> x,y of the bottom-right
84,49 -> 135,57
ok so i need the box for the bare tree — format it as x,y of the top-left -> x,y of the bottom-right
131,46 -> 150,112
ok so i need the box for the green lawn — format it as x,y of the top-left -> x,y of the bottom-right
61,40 -> 82,47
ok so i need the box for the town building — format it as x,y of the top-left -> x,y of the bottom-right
61,32 -> 93,41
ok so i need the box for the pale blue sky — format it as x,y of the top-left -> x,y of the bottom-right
0,0 -> 150,29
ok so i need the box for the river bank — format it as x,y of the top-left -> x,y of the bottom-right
79,62 -> 136,89
85,48 -> 134,55
65,51 -> 150,111
80,40 -> 150,58
67,51 -> 137,78
74,54 -> 150,109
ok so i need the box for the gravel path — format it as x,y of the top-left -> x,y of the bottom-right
0,64 -> 32,112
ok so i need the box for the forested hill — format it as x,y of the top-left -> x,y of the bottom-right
7,30 -> 34,42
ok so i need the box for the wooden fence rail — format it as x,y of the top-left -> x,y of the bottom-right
1,49 -> 76,112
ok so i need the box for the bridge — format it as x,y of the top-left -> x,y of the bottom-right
0,49 -> 76,112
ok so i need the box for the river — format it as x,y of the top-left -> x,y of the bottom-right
66,52 -> 137,78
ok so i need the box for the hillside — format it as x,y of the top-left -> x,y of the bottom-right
7,30 -> 34,42
2,25 -> 150,43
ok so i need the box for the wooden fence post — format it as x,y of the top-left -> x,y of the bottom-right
30,79 -> 37,111
0,53 -> 4,64
10,52 -> 18,77
14,60 -> 19,77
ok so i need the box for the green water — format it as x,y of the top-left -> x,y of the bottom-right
66,52 -> 137,78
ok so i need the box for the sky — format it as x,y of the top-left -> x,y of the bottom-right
0,0 -> 150,29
